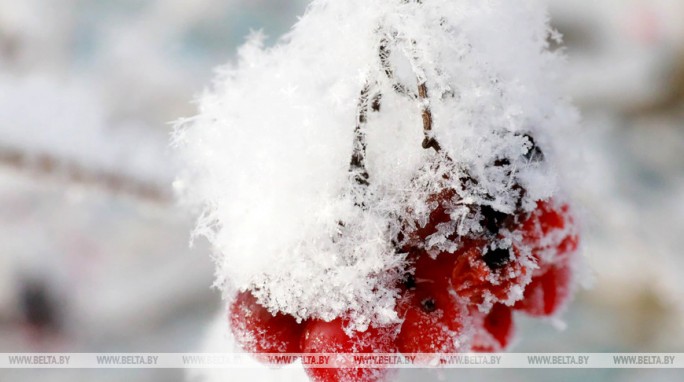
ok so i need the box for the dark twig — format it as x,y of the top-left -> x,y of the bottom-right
0,146 -> 172,204
379,37 -> 418,100
371,93 -> 382,112
349,83 -> 372,188
417,82 -> 441,152
379,33 -> 441,153
348,81 -> 383,208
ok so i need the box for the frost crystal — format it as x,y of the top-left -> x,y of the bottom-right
174,0 -> 579,329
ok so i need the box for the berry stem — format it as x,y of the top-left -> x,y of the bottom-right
379,36 -> 418,100
418,82 -> 440,152
349,83 -> 371,186
348,81 -> 380,208
378,33 -> 441,153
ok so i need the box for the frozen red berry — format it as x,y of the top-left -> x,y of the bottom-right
229,291 -> 303,360
519,199 -> 579,275
395,298 -> 464,354
394,249 -> 467,354
412,249 -> 458,289
504,199 -> 578,316
513,261 -> 572,317
395,282 -> 466,354
404,188 -> 458,247
300,318 -> 397,382
451,241 -> 531,307
521,200 -> 567,241
471,303 -> 515,352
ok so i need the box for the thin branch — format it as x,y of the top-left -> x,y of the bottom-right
378,33 -> 441,153
379,37 -> 418,100
349,83 -> 372,188
417,82 -> 441,152
371,93 -> 382,112
0,146 -> 172,205
348,81 -> 383,209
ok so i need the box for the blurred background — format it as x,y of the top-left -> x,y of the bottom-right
0,1 -> 683,381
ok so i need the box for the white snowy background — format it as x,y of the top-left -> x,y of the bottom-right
0,1 -> 683,381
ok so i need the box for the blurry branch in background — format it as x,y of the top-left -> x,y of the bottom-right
0,145 -> 173,205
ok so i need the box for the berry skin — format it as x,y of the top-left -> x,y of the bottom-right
395,279 -> 466,354
412,249 -> 458,289
514,261 -> 572,317
300,318 -> 397,382
519,199 -> 579,275
521,200 -> 567,241
395,250 -> 467,355
451,241 -> 531,307
404,188 -> 458,247
229,291 -> 303,360
471,304 -> 515,352
395,292 -> 465,354
499,199 -> 577,316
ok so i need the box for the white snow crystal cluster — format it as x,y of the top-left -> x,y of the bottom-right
173,0 -> 579,328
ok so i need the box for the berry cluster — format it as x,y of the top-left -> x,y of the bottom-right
396,194 -> 579,355
229,196 -> 579,382
230,291 -> 397,382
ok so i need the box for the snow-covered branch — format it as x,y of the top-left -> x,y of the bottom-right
0,145 -> 172,204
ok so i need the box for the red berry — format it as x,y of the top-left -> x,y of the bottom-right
525,200 -> 567,238
229,291 -> 303,360
557,234 -> 579,256
395,250 -> 467,355
395,284 -> 466,354
451,241 -> 531,307
472,304 -> 515,352
412,250 -> 458,289
300,318 -> 397,382
519,199 -> 579,275
405,188 -> 458,247
519,200 -> 563,247
513,261 -> 572,316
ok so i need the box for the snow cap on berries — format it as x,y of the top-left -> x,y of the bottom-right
173,0 -> 579,328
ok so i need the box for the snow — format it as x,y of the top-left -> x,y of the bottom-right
174,0 -> 579,328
